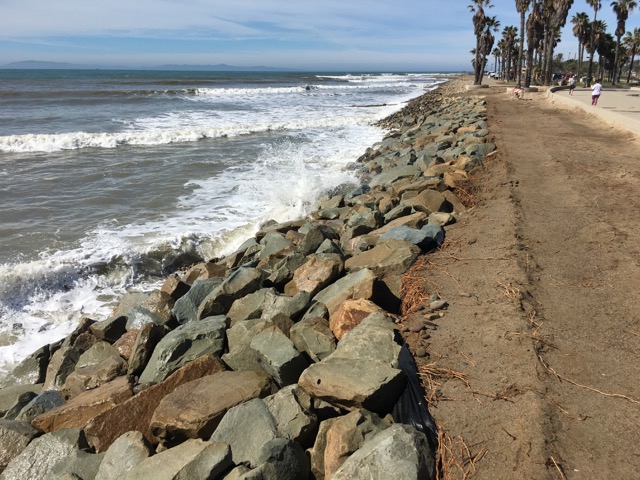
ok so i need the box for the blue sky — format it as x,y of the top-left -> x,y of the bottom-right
0,1 -> 637,71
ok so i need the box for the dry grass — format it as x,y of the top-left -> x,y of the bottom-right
436,425 -> 488,480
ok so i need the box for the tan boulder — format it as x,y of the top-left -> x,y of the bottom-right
401,189 -> 451,215
84,354 -> 224,452
284,255 -> 343,297
329,299 -> 385,341
150,370 -> 271,444
32,375 -> 134,433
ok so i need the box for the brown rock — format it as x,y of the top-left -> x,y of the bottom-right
344,240 -> 421,279
329,299 -> 385,341
284,255 -> 343,298
84,354 -> 225,452
401,189 -> 451,215
160,274 -> 191,301
32,375 -> 134,433
150,370 -> 271,444
113,329 -> 139,360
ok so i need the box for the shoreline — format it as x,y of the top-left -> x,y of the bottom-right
0,77 -> 491,479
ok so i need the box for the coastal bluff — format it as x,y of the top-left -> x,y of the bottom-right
0,78 -> 494,480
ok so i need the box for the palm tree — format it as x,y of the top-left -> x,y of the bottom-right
502,26 -> 519,81
623,27 -> 640,82
469,0 -> 496,85
492,46 -> 502,75
515,0 -> 532,87
525,0 -> 545,86
540,0 -> 576,85
611,0 -> 638,84
586,0 -> 602,86
572,12 -> 591,73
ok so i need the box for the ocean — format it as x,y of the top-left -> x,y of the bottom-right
0,68 -> 444,376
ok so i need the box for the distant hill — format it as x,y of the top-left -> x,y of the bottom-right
0,60 -> 289,72
0,60 -> 100,69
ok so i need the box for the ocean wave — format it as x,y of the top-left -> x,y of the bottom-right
0,113 -> 377,153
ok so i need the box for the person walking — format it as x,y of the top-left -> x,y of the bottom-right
568,75 -> 576,95
591,79 -> 602,105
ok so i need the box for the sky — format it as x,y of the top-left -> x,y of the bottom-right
0,1 -> 638,72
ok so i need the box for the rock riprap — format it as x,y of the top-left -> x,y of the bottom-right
0,78 -> 492,479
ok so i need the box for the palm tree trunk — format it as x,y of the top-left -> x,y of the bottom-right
613,36 -> 621,85
517,11 -> 526,88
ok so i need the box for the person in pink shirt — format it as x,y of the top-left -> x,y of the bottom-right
591,79 -> 602,105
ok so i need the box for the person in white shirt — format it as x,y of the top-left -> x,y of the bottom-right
568,75 -> 576,95
591,80 -> 603,105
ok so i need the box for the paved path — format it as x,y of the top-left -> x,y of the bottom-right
548,86 -> 640,136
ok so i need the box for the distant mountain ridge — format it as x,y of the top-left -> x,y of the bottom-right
0,60 -> 289,71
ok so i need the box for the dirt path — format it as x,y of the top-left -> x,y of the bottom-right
406,87 -> 640,479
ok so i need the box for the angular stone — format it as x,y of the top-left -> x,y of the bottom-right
401,189 -> 452,215
89,316 -> 128,343
221,319 -> 272,375
61,342 -> 127,399
290,317 -> 336,363
331,313 -> 402,366
252,438 -> 310,480
138,316 -> 226,385
126,323 -> 166,376
284,255 -> 343,298
85,354 -> 224,452
227,288 -> 310,327
209,398 -> 278,467
160,274 -> 191,301
379,224 -> 445,251
32,376 -> 133,433
308,417 -> 340,480
0,420 -> 40,472
312,268 -> 377,316
299,223 -> 338,255
368,165 -> 421,187
43,334 -> 98,391
46,449 -> 105,480
324,410 -> 391,478
172,278 -> 222,325
3,391 -> 38,420
172,441 -> 232,480
197,267 -> 263,319
0,344 -> 51,389
329,298 -> 385,341
121,439 -> 212,480
0,384 -> 42,418
298,358 -> 405,415
331,424 -> 435,480
94,431 -> 152,480
15,390 -> 64,423
263,385 -> 317,447
113,330 -> 138,360
258,232 -> 293,259
345,239 -> 421,280
370,212 -> 429,237
250,327 -> 308,387
0,428 -> 88,480
150,370 -> 270,444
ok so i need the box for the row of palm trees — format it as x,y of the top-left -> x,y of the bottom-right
470,0 -> 640,87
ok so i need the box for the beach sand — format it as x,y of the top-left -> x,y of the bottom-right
410,79 -> 640,478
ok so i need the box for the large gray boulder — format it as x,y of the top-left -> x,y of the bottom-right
121,439 -> 212,480
227,288 -> 310,327
250,326 -> 308,387
172,278 -> 222,325
379,224 -> 445,251
0,344 -> 51,389
197,267 -> 263,319
284,255 -> 343,298
312,268 -> 377,316
0,428 -> 88,480
174,441 -> 232,480
138,316 -> 227,385
150,370 -> 271,443
222,319 -> 272,375
44,449 -> 105,480
15,390 -> 64,423
331,424 -> 436,480
263,385 -> 317,447
0,420 -> 40,472
344,239 -> 421,280
94,431 -> 152,480
298,313 -> 405,415
290,317 -> 336,363
250,438 -> 310,480
209,398 -> 278,467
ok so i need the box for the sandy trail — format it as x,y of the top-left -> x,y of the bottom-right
407,86 -> 640,479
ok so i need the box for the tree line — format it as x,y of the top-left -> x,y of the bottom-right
470,0 -> 640,87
